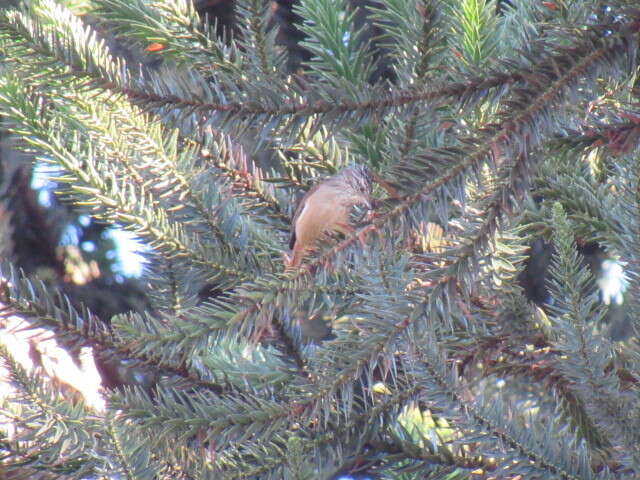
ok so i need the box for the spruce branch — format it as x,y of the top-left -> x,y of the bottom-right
406,338 -> 593,480
0,262 -> 111,349
214,382 -> 422,479
547,203 -> 640,466
454,334 -> 612,454
369,435 -> 487,477
0,263 -> 223,392
1,2 -> 291,251
369,0 -> 444,84
104,272 -> 317,380
296,0 -> 376,93
390,19 -> 635,194
0,3 -> 128,91
0,3 -> 521,126
92,0 -> 238,74
530,164 -> 626,247
198,134 -> 291,230
235,0 -> 283,79
205,26 -> 633,366
102,414 -> 163,480
111,306 -> 296,390
0,345 -> 99,476
367,22 -> 638,320
448,0 -> 501,67
66,94 -> 271,259
111,386 -> 292,454
564,118 -> 640,156
265,20 -> 632,319
291,262 -> 420,422
1,1 -> 639,477
3,2 -> 636,134
0,80 -> 250,286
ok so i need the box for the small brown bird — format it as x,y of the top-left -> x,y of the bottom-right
286,165 -> 374,269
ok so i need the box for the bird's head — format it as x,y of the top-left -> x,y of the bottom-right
341,164 -> 374,208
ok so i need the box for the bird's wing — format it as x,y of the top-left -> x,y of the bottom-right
289,183 -> 321,250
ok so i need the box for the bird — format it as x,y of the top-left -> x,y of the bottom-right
286,164 -> 374,270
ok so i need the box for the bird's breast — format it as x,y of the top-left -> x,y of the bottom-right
295,186 -> 351,244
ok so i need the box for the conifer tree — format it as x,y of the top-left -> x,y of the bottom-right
1,0 -> 640,478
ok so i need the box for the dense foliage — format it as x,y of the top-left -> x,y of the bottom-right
1,0 -> 640,478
